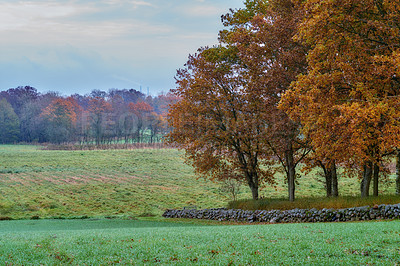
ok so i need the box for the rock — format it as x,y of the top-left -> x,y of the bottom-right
270,217 -> 279,224
162,202 -> 400,223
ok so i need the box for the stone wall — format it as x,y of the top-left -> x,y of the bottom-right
163,204 -> 400,223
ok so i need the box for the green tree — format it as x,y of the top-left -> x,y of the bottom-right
0,98 -> 20,143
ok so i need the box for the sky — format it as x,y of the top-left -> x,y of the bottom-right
0,0 -> 244,96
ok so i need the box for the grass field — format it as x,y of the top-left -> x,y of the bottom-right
0,145 -> 398,219
0,218 -> 399,264
0,145 -> 230,219
1,145 -> 400,264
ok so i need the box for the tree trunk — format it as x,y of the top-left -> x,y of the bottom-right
326,172 -> 332,197
331,163 -> 339,197
320,163 -> 332,197
361,162 -> 373,197
250,184 -> 259,200
286,146 -> 296,202
246,171 -> 259,200
320,161 -> 338,197
396,150 -> 400,195
373,163 -> 379,197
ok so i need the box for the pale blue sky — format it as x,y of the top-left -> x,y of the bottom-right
0,0 -> 244,95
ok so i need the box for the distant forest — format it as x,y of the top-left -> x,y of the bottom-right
0,86 -> 177,145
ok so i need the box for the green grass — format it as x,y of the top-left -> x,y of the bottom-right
0,145 -> 229,219
0,145 -> 399,219
1,145 -> 400,264
0,218 -> 399,264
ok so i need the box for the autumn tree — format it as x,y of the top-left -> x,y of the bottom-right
0,86 -> 39,117
109,94 -> 127,142
147,112 -> 166,143
41,97 -> 80,143
88,97 -> 112,145
0,98 -> 20,143
221,0 -> 310,201
152,92 -> 180,136
108,88 -> 145,104
168,0 -> 314,201
397,150 -> 400,195
152,92 -> 179,116
280,0 -> 400,197
0,87 -> 169,145
301,154 -> 339,197
19,92 -> 59,143
167,46 -> 276,200
129,101 -> 153,142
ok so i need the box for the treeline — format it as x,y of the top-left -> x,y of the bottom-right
0,86 -> 177,145
167,0 -> 400,200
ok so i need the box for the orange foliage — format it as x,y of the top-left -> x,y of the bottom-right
167,46 -> 276,200
279,0 -> 400,196
128,101 -> 153,114
168,0 -> 312,201
281,0 -> 400,164
88,97 -> 112,115
220,0 -> 310,201
41,97 -> 80,125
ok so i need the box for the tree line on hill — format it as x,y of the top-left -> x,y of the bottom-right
0,86 -> 177,145
167,0 -> 400,200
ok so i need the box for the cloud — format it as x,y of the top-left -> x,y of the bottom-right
179,5 -> 225,17
172,1 -> 234,18
0,0 -> 245,94
0,1 -> 96,31
0,0 -> 170,47
102,0 -> 155,8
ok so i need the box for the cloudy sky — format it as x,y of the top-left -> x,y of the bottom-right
0,0 -> 244,95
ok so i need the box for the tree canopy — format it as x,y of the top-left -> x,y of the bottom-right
169,0 -> 400,200
167,46 -> 275,200
168,0 -> 310,200
0,87 -> 174,145
0,98 -> 20,144
280,0 -> 400,197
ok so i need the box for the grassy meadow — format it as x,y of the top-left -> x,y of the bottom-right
0,145 -> 228,219
0,145 -> 400,264
0,218 -> 399,264
0,145 -> 399,219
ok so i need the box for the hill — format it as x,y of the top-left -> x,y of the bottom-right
0,145 -> 227,219
0,145 -> 398,219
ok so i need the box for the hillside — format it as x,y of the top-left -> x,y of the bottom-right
0,145 -> 397,219
0,145 -> 227,219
